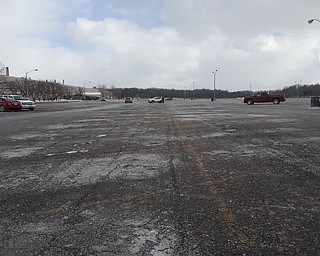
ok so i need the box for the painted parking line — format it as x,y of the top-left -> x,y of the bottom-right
36,189 -> 167,216
87,189 -> 166,208
171,114 -> 250,251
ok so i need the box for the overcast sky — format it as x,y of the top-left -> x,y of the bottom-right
1,0 -> 320,91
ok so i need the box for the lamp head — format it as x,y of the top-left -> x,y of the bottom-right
308,19 -> 314,24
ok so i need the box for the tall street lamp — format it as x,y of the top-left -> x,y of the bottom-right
192,81 -> 195,100
307,19 -> 319,99
295,80 -> 302,98
212,70 -> 218,101
83,81 -> 91,100
25,68 -> 38,97
308,19 -> 320,24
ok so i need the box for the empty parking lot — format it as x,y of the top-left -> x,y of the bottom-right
0,98 -> 319,255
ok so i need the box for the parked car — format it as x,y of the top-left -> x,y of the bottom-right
1,95 -> 36,110
0,97 -> 22,112
243,92 -> 286,105
148,96 -> 164,103
125,97 -> 133,103
165,97 -> 174,101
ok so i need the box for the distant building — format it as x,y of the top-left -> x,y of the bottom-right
83,87 -> 102,100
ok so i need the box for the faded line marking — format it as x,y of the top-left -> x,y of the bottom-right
87,189 -> 166,208
37,203 -> 71,215
172,115 -> 250,251
36,190 -> 166,216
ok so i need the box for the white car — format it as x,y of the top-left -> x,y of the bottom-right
148,96 -> 164,103
1,95 -> 36,111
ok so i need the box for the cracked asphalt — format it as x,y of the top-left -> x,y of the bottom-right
0,98 -> 319,255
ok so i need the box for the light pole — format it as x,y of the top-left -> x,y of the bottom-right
83,81 -> 91,100
308,19 -> 320,24
212,70 -> 218,101
295,80 -> 302,98
308,19 -> 319,100
192,81 -> 195,100
25,69 -> 38,98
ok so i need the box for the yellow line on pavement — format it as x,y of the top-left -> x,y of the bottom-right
36,203 -> 71,216
172,115 -> 250,251
87,189 -> 166,208
36,189 -> 166,216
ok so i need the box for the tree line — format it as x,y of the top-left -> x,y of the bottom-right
1,63 -> 320,100
0,76 -> 84,101
103,84 -> 320,99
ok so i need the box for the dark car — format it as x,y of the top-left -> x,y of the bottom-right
125,97 -> 133,103
0,97 -> 22,112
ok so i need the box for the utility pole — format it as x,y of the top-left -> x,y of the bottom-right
192,81 -> 195,100
25,69 -> 38,98
212,70 -> 218,101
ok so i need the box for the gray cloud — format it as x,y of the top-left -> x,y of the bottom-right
1,0 -> 320,91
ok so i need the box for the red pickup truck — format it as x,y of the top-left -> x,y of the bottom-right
244,92 -> 286,105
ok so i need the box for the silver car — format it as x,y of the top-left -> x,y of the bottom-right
148,96 -> 164,103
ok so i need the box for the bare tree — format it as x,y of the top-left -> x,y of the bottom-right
74,86 -> 84,100
97,84 -> 109,99
0,61 -> 6,92
63,85 -> 76,100
0,61 -> 5,75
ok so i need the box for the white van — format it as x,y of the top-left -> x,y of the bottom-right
1,95 -> 36,111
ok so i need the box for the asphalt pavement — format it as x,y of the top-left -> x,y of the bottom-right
0,98 -> 319,255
